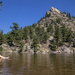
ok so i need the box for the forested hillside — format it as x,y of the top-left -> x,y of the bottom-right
0,6 -> 75,53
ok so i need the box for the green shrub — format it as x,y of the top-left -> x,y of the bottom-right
0,46 -> 3,52
73,42 -> 75,47
40,50 -> 43,53
45,13 -> 51,17
56,18 -> 61,24
51,42 -> 57,51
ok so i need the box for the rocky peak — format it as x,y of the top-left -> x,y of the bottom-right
46,7 -> 61,15
50,7 -> 61,14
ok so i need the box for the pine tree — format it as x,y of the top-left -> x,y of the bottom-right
68,13 -> 71,17
0,30 -> 4,45
0,1 -> 3,10
45,13 -> 51,17
35,26 -> 45,43
51,19 -> 55,24
6,32 -> 14,46
15,27 -> 23,44
51,41 -> 57,51
23,26 -> 29,42
47,24 -> 53,35
54,25 -> 60,46
10,23 -> 19,42
32,23 -> 37,28
18,28 -> 23,41
18,42 -> 24,53
0,46 -> 3,53
73,41 -> 75,47
56,18 -> 61,24
42,32 -> 49,43
35,26 -> 40,36
67,28 -> 73,45
66,12 -> 69,17
28,25 -> 34,39
61,25 -> 68,43
63,12 -> 66,14
45,22 -> 48,27
31,35 -> 39,52
66,12 -> 71,19
10,23 -> 19,36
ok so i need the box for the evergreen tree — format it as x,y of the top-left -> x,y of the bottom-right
23,26 -> 29,42
51,19 -> 55,24
0,1 -> 3,10
56,18 -> 61,24
28,25 -> 34,39
67,28 -> 73,45
10,23 -> 19,35
35,26 -> 45,43
45,22 -> 48,27
63,12 -> 66,14
61,25 -> 68,43
42,32 -> 49,43
73,33 -> 75,47
0,30 -> 4,45
0,46 -> 3,53
66,12 -> 69,17
54,25 -> 60,46
31,35 -> 39,52
18,28 -> 23,41
73,41 -> 75,47
51,41 -> 57,51
66,12 -> 71,19
45,13 -> 51,17
68,13 -> 71,18
39,27 -> 45,43
10,23 -> 19,38
35,26 -> 40,36
32,23 -> 37,28
10,23 -> 19,44
47,24 -> 53,35
6,32 -> 14,46
18,42 -> 24,53
0,1 -> 2,4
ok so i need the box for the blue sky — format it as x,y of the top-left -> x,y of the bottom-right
0,0 -> 75,34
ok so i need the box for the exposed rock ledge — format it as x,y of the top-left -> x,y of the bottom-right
0,43 -> 74,54
55,46 -> 73,54
1,44 -> 19,52
50,7 -> 61,14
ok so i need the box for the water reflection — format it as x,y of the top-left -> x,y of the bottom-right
1,53 -> 75,75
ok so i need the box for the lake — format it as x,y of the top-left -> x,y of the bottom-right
0,53 -> 75,75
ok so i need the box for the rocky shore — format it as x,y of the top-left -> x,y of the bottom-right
1,43 -> 75,54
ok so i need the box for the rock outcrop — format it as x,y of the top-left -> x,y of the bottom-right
50,7 -> 61,14
61,46 -> 71,53
46,7 -> 61,16
1,44 -> 19,52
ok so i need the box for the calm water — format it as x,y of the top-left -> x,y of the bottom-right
0,53 -> 75,75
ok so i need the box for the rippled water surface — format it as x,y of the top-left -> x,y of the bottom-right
0,53 -> 75,75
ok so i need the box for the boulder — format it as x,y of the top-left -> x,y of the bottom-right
29,49 -> 34,54
42,50 -> 46,54
36,51 -> 41,54
61,46 -> 71,53
49,36 -> 54,40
